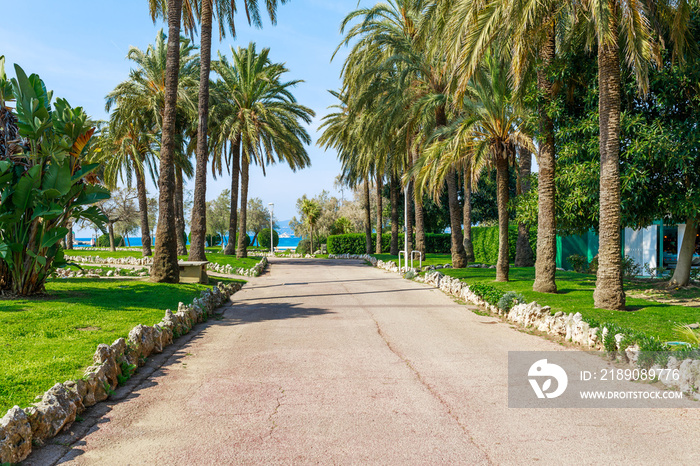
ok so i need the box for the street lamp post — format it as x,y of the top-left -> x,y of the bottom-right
268,203 -> 274,254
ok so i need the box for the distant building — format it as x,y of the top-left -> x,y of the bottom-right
556,222 -> 700,276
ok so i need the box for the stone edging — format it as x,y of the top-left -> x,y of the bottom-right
0,281 -> 243,464
65,255 -> 269,278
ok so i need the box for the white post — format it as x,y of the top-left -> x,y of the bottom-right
404,184 -> 409,271
268,203 -> 274,255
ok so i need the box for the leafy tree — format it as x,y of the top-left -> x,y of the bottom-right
0,62 -> 109,295
300,199 -> 321,254
206,189 -> 231,249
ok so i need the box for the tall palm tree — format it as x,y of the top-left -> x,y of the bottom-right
105,29 -> 198,260
99,117 -> 158,257
301,198 -> 321,253
414,51 -> 533,282
582,0 -> 693,310
213,43 -> 313,258
188,0 -> 289,262
146,0 -> 186,282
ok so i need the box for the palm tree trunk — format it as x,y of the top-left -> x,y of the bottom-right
594,32 -> 626,310
188,0 -> 213,262
495,154 -> 510,282
174,168 -> 187,255
406,181 -> 414,253
224,138 -> 240,255
364,178 -> 371,255
66,220 -> 74,250
533,25 -> 557,293
108,221 -> 116,252
447,169 -> 467,268
237,152 -> 249,258
390,173 -> 399,255
669,219 -> 699,287
135,167 -> 152,256
463,162 -> 475,262
515,147 -> 534,267
151,0 -> 183,283
413,150 -> 425,258
310,225 -> 314,255
375,174 -> 383,254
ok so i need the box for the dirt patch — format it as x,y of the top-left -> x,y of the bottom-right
76,326 -> 101,332
627,281 -> 700,307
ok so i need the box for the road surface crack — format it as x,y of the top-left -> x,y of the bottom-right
369,313 -> 495,465
265,385 -> 285,440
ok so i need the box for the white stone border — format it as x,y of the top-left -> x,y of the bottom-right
0,281 -> 244,464
65,255 -> 269,278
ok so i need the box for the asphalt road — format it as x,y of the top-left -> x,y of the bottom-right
55,258 -> 700,465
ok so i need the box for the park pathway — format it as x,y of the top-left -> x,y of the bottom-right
50,258 -> 699,464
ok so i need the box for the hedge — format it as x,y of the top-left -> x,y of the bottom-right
258,229 -> 279,249
328,226 -> 537,263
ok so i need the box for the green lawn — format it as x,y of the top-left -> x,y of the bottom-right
0,277 -> 243,414
438,266 -> 699,342
66,249 -> 261,270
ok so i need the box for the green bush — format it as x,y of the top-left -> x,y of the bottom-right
469,283 -> 506,307
258,229 -> 279,249
471,225 -> 536,265
296,239 -> 311,255
497,291 -> 526,313
97,234 -> 124,248
567,254 -> 588,273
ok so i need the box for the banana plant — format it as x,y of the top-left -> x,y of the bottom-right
0,62 -> 109,295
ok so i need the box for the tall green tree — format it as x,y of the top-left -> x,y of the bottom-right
213,43 -> 313,258
188,0 -> 290,262
147,0 -> 185,282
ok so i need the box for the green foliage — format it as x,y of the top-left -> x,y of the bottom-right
0,64 -> 109,295
497,291 -> 526,313
622,255 -> 642,278
471,226 -> 537,264
258,228 -> 279,249
97,234 -> 124,248
567,254 -> 589,273
117,360 -> 137,386
469,284 -> 506,307
296,239 -> 311,255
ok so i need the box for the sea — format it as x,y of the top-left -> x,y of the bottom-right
74,235 -> 303,250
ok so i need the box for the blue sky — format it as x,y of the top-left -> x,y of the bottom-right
1,0 -> 370,227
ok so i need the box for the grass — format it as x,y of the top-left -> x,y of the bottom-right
66,249 -> 261,271
437,266 -> 699,342
0,277 -> 244,414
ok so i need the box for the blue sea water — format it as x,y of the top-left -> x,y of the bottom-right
75,235 -> 303,249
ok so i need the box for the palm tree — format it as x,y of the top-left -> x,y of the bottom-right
414,51 -> 533,282
105,29 -> 198,260
425,0 -> 572,292
146,0 -> 186,282
301,199 -> 321,254
582,0 -> 693,310
188,0 -> 289,262
99,117 -> 158,257
213,43 -> 313,259
514,146 -> 535,266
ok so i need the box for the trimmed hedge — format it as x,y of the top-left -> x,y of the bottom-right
471,225 -> 537,264
328,226 -> 537,263
258,229 -> 279,249
97,234 -> 123,248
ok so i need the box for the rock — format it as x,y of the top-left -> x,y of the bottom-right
111,338 -> 127,363
25,383 -> 80,442
688,323 -> 700,330
128,324 -> 156,363
0,406 -> 32,464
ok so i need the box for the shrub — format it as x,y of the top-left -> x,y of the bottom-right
469,283 -> 506,307
97,234 -> 124,248
258,229 -> 279,249
567,254 -> 588,273
471,225 -> 536,265
622,255 -> 642,278
296,239 -> 311,255
497,291 -> 527,313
